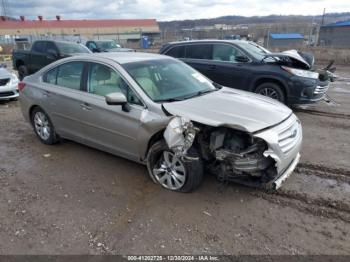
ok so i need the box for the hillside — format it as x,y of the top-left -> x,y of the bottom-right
159,12 -> 350,29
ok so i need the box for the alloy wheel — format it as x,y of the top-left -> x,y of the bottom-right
153,151 -> 186,190
258,87 -> 280,100
34,111 -> 51,141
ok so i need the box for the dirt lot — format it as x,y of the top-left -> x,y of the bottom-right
0,68 -> 349,255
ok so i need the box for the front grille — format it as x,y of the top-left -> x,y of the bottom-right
278,120 -> 301,155
314,85 -> 329,95
0,78 -> 10,86
0,91 -> 14,97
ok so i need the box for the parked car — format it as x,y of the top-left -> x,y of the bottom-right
19,52 -> 302,192
160,40 -> 334,105
86,40 -> 134,53
12,40 -> 91,80
0,64 -> 19,101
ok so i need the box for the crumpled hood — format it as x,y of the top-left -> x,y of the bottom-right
264,50 -> 312,69
163,87 -> 292,133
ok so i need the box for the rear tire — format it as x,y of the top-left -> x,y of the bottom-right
18,65 -> 28,81
147,139 -> 204,192
255,82 -> 286,103
31,107 -> 59,145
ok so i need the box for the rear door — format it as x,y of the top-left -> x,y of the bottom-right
76,62 -> 145,160
42,61 -> 88,140
182,44 -> 213,76
29,41 -> 48,73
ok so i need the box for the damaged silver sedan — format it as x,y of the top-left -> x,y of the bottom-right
19,53 -> 302,192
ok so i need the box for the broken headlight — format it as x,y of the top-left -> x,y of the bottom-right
282,66 -> 319,79
163,116 -> 198,156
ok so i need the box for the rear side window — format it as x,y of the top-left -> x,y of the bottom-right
166,46 -> 185,58
56,62 -> 84,90
43,68 -> 58,85
32,41 -> 46,53
186,44 -> 212,60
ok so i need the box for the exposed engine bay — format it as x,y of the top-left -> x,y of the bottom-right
164,117 -> 278,188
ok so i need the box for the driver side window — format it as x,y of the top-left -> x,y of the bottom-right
87,42 -> 97,50
88,63 -> 142,106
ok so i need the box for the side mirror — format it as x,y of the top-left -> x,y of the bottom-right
105,92 -> 130,112
235,55 -> 249,63
47,49 -> 58,59
92,48 -> 101,53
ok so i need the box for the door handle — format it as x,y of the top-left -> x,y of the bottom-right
209,65 -> 216,70
80,103 -> 92,111
43,91 -> 51,97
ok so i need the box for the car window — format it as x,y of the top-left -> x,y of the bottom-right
185,44 -> 212,60
45,42 -> 58,54
87,42 -> 97,50
32,41 -> 46,53
88,63 -> 142,105
55,42 -> 91,54
212,44 -> 244,62
56,62 -> 84,90
43,67 -> 58,85
166,46 -> 185,58
123,59 -> 216,102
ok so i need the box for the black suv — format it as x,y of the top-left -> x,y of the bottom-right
160,40 -> 332,105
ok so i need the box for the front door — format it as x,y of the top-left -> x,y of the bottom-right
207,43 -> 252,89
77,62 -> 144,161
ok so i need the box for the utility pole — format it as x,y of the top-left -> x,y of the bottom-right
321,8 -> 326,25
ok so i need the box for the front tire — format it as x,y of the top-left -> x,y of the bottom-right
147,140 -> 203,192
255,82 -> 286,103
31,107 -> 59,145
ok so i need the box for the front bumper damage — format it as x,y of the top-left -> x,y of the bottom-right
163,114 -> 302,190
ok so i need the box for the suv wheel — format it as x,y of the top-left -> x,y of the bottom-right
31,107 -> 59,145
255,82 -> 285,103
147,140 -> 203,192
18,65 -> 28,81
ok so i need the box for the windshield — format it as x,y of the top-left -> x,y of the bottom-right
96,41 -> 121,50
56,42 -> 91,54
122,59 -> 218,102
235,41 -> 270,60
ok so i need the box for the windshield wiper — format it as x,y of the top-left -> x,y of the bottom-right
183,89 -> 216,100
154,97 -> 185,103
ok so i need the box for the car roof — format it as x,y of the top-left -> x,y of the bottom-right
166,39 -> 246,45
72,52 -> 172,64
34,40 -> 80,45
93,40 -> 115,42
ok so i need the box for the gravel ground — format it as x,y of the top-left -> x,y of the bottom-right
0,68 -> 349,255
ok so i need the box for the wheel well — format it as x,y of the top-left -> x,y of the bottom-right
145,129 -> 165,158
29,105 -> 40,125
253,78 -> 287,101
16,60 -> 25,69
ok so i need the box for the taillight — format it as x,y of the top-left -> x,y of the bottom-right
18,82 -> 26,92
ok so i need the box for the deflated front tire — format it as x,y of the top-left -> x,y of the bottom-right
147,139 -> 204,192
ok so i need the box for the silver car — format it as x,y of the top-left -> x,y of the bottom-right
19,53 -> 302,192
0,66 -> 19,100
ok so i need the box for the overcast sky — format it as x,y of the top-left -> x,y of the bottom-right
7,0 -> 350,21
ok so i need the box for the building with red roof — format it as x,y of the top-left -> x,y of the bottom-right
0,16 -> 160,46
